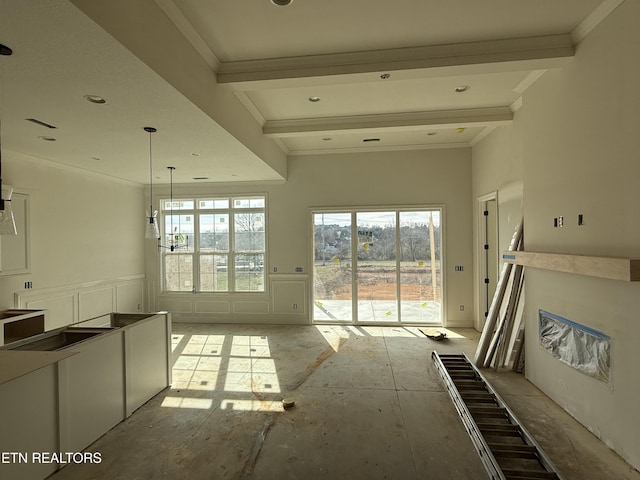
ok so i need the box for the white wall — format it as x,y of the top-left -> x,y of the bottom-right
0,151 -> 146,319
152,148 -> 475,326
472,125 -> 524,330
472,1 -> 640,469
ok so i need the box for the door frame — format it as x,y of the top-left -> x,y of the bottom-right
475,192 -> 499,332
310,205 -> 445,326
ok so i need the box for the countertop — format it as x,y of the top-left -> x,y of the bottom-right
0,350 -> 77,385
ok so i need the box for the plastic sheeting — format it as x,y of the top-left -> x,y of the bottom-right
538,310 -> 611,383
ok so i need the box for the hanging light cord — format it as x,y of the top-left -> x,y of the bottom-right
0,116 -> 4,210
169,166 -> 175,242
0,43 -> 13,210
148,130 -> 153,218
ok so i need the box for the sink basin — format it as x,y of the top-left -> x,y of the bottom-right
8,328 -> 111,351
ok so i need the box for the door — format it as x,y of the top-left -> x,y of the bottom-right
477,194 -> 498,331
312,208 -> 442,325
312,212 -> 353,322
356,211 -> 397,322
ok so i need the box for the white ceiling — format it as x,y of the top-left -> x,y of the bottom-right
0,0 -> 623,185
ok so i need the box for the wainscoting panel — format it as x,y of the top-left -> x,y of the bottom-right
79,287 -> 114,323
159,299 -> 193,314
116,282 -> 145,312
271,277 -> 307,315
195,301 -> 231,314
233,301 -> 270,315
14,275 -> 145,331
24,294 -> 76,331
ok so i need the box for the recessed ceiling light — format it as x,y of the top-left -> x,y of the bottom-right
84,94 -> 106,104
271,0 -> 293,5
38,136 -> 56,142
308,96 -> 321,102
454,85 -> 470,93
380,73 -> 391,80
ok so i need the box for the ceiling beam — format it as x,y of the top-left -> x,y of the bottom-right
218,35 -> 574,86
263,107 -> 513,138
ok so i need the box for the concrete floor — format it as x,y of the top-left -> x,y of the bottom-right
49,324 -> 639,480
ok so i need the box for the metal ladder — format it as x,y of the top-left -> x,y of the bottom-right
432,352 -> 564,480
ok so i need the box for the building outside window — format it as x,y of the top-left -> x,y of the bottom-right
161,196 -> 265,293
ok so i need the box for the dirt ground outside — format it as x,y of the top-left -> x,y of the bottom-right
315,263 -> 442,302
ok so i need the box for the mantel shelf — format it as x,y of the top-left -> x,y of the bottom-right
502,251 -> 640,282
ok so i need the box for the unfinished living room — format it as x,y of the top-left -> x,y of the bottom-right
1,1 -> 640,479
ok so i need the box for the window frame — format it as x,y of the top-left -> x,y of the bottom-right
160,194 -> 267,294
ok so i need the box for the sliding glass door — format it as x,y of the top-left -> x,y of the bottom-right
356,211 -> 398,322
398,211 -> 441,323
312,208 -> 442,325
312,213 -> 353,322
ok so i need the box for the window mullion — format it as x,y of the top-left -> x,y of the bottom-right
193,211 -> 200,292
396,211 -> 402,322
229,209 -> 235,293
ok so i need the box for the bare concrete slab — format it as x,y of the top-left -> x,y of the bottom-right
46,324 -> 640,480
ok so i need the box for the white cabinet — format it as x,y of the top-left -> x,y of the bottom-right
0,363 -> 59,480
114,313 -> 172,416
0,311 -> 171,480
57,330 -> 126,452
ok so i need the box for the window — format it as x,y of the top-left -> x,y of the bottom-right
161,196 -> 265,293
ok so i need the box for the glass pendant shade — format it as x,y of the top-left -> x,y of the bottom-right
0,184 -> 17,235
145,210 -> 160,239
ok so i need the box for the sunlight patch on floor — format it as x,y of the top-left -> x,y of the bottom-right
315,326 -> 350,352
171,334 -> 184,352
164,333 -> 283,409
161,396 -> 213,409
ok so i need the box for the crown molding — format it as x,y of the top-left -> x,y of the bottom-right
571,0 -> 625,44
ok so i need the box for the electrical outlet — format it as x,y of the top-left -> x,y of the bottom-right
293,304 -> 298,310
459,305 -> 464,311
273,267 -> 278,273
455,265 -> 464,272
295,266 -> 303,273
24,281 -> 33,289
558,216 -> 564,227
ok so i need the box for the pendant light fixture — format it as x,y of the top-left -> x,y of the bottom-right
0,43 -> 17,236
159,166 -> 189,252
144,126 -> 160,239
